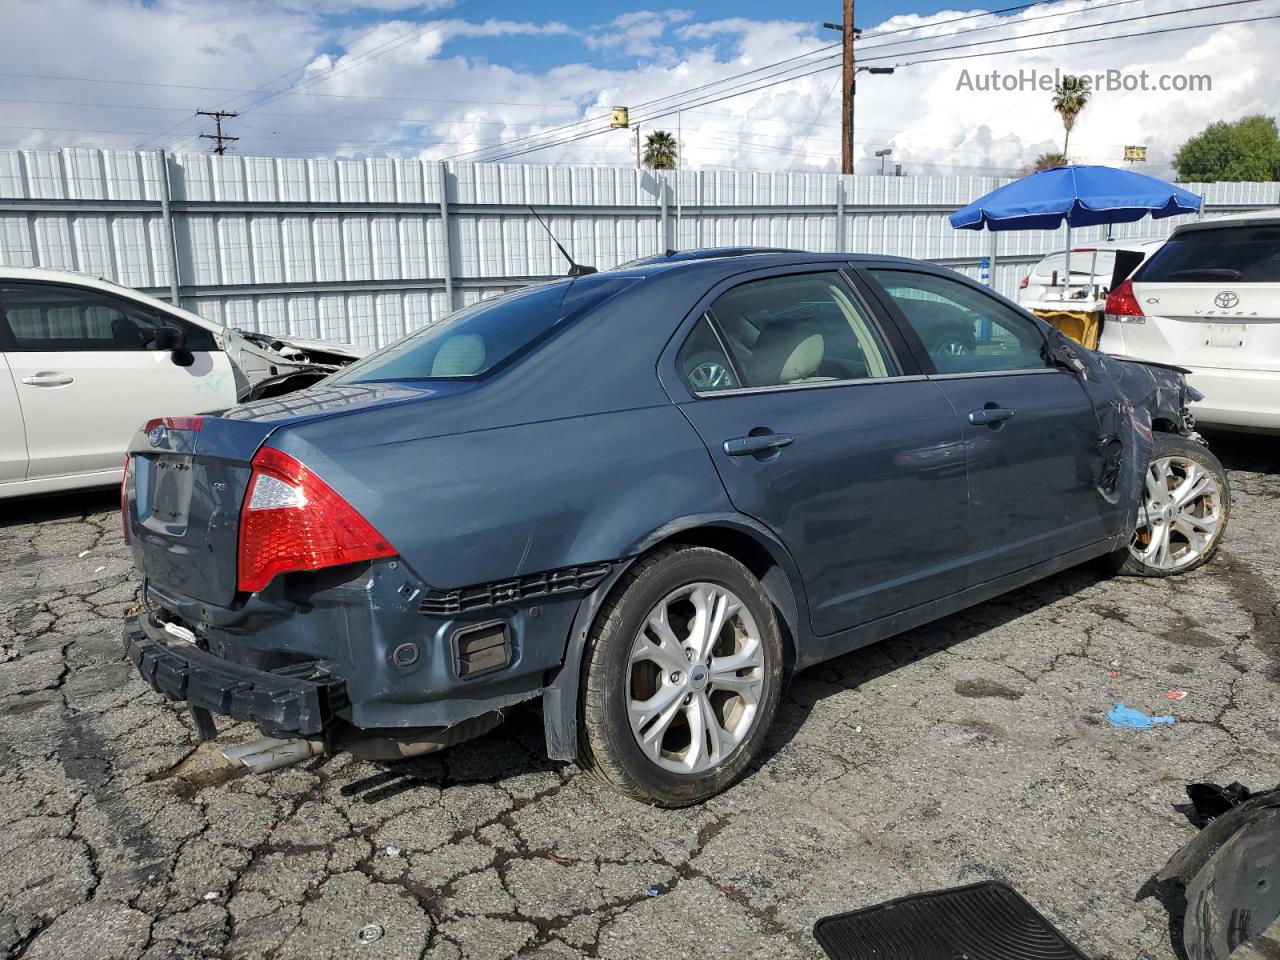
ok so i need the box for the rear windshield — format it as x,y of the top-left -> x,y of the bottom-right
1137,226 -> 1280,283
331,275 -> 636,383
1034,251 -> 1116,279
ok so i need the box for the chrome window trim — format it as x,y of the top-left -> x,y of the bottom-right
689,373 -> 929,399
926,368 -> 1063,381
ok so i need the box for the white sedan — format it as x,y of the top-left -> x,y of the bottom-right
0,267 -> 361,499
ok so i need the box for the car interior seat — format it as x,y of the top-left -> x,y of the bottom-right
749,322 -> 835,385
110,316 -> 147,350
431,334 -> 486,377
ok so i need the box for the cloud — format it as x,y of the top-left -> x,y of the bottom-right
0,0 -> 1275,179
584,9 -> 692,59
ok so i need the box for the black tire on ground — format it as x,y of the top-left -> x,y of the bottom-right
1101,432 -> 1230,578
577,545 -> 784,807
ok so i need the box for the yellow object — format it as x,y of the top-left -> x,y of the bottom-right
611,107 -> 630,128
1123,145 -> 1147,162
1032,308 -> 1101,350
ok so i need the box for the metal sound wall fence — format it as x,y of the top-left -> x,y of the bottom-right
1,148 -> 1277,349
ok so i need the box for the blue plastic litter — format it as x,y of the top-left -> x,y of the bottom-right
1108,702 -> 1176,729
645,886 -> 660,897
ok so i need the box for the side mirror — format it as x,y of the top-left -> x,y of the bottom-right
149,327 -> 184,352
149,327 -> 195,367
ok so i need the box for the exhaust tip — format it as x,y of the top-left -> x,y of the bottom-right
222,737 -> 321,774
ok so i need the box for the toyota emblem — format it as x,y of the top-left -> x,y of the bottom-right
147,424 -> 168,447
1214,291 -> 1239,309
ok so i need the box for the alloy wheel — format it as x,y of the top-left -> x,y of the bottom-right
1130,454 -> 1223,571
687,360 -> 734,391
626,582 -> 765,774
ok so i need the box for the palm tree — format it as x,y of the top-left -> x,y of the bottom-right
1024,150 -> 1067,175
643,130 -> 678,170
1052,75 -> 1090,161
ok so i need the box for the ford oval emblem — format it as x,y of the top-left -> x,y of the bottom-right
148,424 -> 168,447
1214,291 -> 1239,309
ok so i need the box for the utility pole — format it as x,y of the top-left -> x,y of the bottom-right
197,110 -> 239,155
824,0 -> 857,175
635,125 -> 642,169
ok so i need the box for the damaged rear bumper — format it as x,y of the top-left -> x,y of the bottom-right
123,614 -> 347,736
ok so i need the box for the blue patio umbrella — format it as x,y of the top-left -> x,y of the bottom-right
950,165 -> 1202,297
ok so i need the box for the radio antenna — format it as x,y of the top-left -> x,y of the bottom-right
528,206 -> 597,277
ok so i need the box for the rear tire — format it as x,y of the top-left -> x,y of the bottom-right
577,546 -> 783,807
1102,433 -> 1229,577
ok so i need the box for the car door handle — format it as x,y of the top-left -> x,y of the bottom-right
724,432 -> 794,456
968,406 -> 1015,426
22,373 -> 75,387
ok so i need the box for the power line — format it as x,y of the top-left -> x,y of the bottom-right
455,0 -> 1202,165
480,5 -> 1273,163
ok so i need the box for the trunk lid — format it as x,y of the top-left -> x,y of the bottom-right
1125,281 -> 1280,372
126,383 -> 429,606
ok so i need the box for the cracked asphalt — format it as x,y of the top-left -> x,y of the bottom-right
1,431 -> 1277,960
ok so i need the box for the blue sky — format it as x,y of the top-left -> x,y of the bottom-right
1,0 -> 1272,177
326,0 -> 965,74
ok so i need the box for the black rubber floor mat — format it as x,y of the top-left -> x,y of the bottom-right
813,881 -> 1089,960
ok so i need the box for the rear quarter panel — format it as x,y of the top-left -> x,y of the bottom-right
268,271 -> 742,589
275,402 -> 735,589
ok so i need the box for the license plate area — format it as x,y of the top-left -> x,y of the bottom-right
145,455 -> 195,534
1203,323 -> 1249,349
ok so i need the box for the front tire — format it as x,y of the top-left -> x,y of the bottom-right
578,546 -> 783,806
1105,433 -> 1230,577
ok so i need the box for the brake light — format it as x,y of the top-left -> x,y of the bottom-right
120,453 -> 133,544
1019,274 -> 1030,290
143,416 -> 204,434
236,447 -> 395,593
1104,279 -> 1145,324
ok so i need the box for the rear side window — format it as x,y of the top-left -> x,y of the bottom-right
1138,226 -> 1280,283
332,275 -> 637,382
676,316 -> 739,392
696,272 -> 897,389
0,283 -> 218,352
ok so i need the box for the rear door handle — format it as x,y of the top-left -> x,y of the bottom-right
22,373 -> 74,387
968,406 -> 1015,426
724,432 -> 794,456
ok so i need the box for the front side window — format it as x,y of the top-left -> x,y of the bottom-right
332,274 -> 638,382
0,283 -> 217,352
1137,225 -> 1280,283
691,272 -> 896,390
869,270 -> 1050,374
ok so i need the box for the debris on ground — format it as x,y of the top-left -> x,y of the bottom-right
645,886 -> 660,897
357,924 -> 384,945
1157,784 -> 1280,960
1187,782 -> 1255,824
1167,690 -> 1188,701
1107,702 -> 1176,729
384,846 -> 401,857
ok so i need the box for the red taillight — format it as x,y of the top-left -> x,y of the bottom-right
121,453 -> 133,544
1018,274 -> 1030,290
143,416 -> 204,434
1104,279 -> 1145,321
236,447 -> 395,593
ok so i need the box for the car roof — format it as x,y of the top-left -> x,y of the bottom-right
0,265 -> 222,333
1032,238 -> 1163,260
1172,208 -> 1280,235
605,249 -> 933,282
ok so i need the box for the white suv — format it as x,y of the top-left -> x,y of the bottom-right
1,268 -> 361,499
1101,211 -> 1280,432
